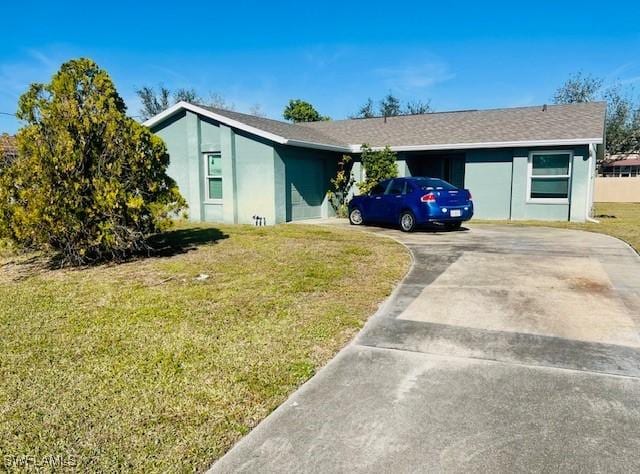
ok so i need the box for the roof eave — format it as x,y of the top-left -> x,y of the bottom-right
355,138 -> 603,153
286,139 -> 350,152
143,101 -> 289,145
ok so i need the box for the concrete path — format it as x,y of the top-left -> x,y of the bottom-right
210,224 -> 640,473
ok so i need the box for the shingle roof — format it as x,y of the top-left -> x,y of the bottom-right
604,154 -> 640,167
300,102 -> 606,147
609,159 -> 640,166
198,106 -> 346,146
147,101 -> 606,151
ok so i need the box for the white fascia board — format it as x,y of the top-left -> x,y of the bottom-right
143,101 -> 288,145
144,102 -> 350,151
350,138 -> 604,153
286,139 -> 350,152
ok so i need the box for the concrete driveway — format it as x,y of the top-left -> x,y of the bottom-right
210,224 -> 640,473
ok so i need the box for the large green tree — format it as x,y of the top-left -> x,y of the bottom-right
283,99 -> 329,122
553,73 -> 640,155
0,58 -> 186,265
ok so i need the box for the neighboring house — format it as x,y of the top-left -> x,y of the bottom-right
0,134 -> 17,170
144,101 -> 606,224
599,154 -> 640,177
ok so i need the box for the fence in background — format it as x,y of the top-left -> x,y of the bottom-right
594,177 -> 640,202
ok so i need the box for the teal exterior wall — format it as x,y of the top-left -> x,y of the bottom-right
396,159 -> 410,177
153,111 -> 202,221
464,149 -> 514,219
276,145 -> 339,221
220,125 -> 237,223
234,131 -> 279,223
569,150 -> 591,222
510,145 -> 590,221
152,111 -> 340,224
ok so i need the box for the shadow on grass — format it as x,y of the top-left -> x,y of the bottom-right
1,227 -> 229,279
147,227 -> 229,257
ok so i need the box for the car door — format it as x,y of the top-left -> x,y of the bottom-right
380,179 -> 406,223
363,181 -> 389,222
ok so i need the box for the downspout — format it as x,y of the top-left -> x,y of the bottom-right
586,143 -> 599,223
587,109 -> 607,224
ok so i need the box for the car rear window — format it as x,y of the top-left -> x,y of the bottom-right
413,178 -> 457,191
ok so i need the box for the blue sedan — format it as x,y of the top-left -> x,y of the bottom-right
348,177 -> 474,232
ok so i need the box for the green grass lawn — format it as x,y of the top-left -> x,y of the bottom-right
0,224 -> 409,473
472,202 -> 640,253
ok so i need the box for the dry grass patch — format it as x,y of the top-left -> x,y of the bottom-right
0,224 -> 409,473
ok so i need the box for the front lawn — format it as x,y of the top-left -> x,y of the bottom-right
0,224 -> 409,472
473,202 -> 640,253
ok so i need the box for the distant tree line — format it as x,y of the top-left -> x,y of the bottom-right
351,93 -> 433,118
136,85 -> 265,120
281,92 -> 433,123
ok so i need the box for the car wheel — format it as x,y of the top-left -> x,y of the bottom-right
349,208 -> 364,226
399,211 -> 416,232
445,221 -> 462,231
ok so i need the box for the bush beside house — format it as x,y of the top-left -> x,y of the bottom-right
0,58 -> 186,265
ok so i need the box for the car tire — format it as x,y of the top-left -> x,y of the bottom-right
399,211 -> 416,232
445,221 -> 462,231
349,208 -> 364,226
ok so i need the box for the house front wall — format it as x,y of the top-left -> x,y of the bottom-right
392,145 -> 593,222
152,111 -> 340,225
152,110 -> 595,225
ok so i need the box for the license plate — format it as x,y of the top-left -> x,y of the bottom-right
450,209 -> 461,217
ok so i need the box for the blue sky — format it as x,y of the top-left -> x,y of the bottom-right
2,1 -> 640,133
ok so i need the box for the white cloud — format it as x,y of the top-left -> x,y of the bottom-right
302,45 -> 353,69
374,62 -> 455,91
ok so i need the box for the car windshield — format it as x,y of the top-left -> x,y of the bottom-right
412,178 -> 457,191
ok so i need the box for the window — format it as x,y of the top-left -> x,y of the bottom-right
528,152 -> 571,201
385,179 -> 405,195
205,153 -> 222,200
369,182 -> 388,196
413,177 -> 457,191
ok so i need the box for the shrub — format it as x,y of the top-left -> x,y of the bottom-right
358,144 -> 398,194
0,58 -> 186,265
327,154 -> 355,217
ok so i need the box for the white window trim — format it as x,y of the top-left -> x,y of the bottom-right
526,150 -> 573,204
204,151 -> 223,203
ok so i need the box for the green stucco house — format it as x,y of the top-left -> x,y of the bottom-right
144,101 -> 606,224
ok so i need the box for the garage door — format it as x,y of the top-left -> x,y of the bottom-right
288,157 -> 325,221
